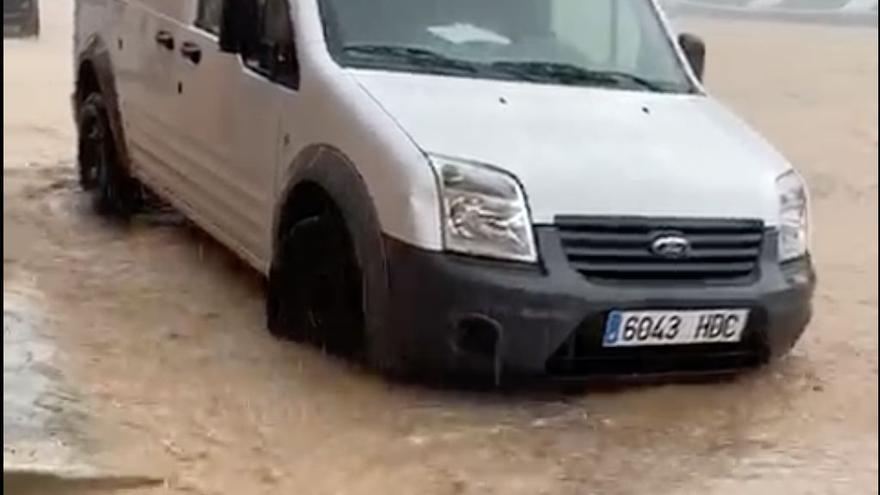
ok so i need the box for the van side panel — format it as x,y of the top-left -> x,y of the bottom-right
275,46 -> 444,254
275,1 -> 444,253
76,0 -> 443,269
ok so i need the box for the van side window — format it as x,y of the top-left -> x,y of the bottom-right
242,0 -> 300,90
195,0 -> 223,35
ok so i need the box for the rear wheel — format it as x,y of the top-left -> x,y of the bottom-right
77,93 -> 140,217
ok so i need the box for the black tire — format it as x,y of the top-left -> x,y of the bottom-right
266,162 -> 409,378
268,205 -> 414,378
77,93 -> 140,217
267,209 -> 364,355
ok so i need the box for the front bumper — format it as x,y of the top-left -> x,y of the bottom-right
382,227 -> 815,379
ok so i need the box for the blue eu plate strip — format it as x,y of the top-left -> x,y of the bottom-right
604,311 -> 621,345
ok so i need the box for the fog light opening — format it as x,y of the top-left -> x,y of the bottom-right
454,315 -> 502,359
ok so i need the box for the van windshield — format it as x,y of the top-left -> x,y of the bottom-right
318,0 -> 695,93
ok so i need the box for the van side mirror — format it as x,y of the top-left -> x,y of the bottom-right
219,0 -> 259,54
678,33 -> 706,82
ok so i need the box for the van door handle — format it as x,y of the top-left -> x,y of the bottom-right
180,42 -> 202,64
155,30 -> 174,50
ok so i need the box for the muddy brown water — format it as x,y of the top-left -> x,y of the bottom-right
4,3 -> 878,494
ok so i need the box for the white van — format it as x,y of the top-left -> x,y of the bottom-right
73,0 -> 815,379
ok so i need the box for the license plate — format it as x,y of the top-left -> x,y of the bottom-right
603,309 -> 749,347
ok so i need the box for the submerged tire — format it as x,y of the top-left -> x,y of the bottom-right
77,93 -> 140,217
267,174 -> 409,378
267,209 -> 365,355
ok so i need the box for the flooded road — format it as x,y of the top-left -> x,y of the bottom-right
4,3 -> 878,494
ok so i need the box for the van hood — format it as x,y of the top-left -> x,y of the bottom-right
350,69 -> 792,226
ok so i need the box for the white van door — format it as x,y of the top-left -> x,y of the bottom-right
161,0 -> 294,269
222,0 -> 300,265
168,3 -> 266,263
117,0 -> 187,187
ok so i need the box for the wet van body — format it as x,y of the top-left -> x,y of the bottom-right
73,0 -> 815,380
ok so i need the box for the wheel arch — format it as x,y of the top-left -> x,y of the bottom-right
271,145 -> 392,353
273,144 -> 385,265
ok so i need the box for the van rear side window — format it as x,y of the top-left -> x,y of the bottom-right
195,0 -> 223,35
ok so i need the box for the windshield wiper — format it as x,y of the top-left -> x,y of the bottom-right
490,61 -> 666,92
341,44 -> 482,75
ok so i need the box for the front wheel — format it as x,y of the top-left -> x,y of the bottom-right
267,210 -> 365,355
266,189 -> 411,377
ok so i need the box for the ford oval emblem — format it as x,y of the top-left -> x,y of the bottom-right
651,235 -> 691,259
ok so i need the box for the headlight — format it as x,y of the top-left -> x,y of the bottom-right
776,170 -> 809,262
430,155 -> 537,263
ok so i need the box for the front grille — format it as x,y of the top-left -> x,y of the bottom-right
556,216 -> 764,282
